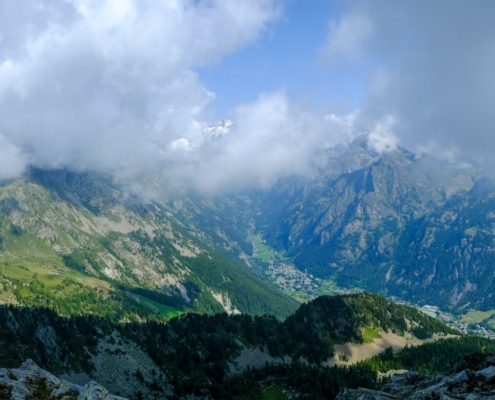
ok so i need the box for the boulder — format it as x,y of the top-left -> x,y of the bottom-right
77,380 -> 128,400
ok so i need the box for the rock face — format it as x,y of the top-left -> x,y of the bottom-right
0,359 -> 127,400
337,352 -> 495,400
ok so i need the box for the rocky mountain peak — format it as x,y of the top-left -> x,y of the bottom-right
349,134 -> 370,149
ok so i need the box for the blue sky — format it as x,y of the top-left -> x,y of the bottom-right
199,0 -> 366,118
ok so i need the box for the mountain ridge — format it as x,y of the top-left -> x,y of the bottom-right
187,137 -> 494,310
3,137 -> 495,312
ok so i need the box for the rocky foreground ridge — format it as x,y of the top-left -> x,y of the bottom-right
338,352 -> 495,400
0,359 -> 126,400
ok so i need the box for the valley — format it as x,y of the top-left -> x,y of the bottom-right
265,261 -> 363,301
249,208 -> 495,341
0,169 -> 299,323
1,138 -> 495,398
2,2 -> 494,398
2,139 -> 494,329
223,138 -> 495,313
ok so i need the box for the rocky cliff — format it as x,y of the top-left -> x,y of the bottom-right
337,352 -> 495,400
0,359 -> 126,399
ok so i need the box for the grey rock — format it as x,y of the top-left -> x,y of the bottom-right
476,366 -> 495,381
448,370 -> 470,386
337,387 -> 399,399
77,380 -> 128,400
337,353 -> 495,400
0,359 -> 126,400
51,379 -> 81,398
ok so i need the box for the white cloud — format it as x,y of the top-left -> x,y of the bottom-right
0,0 -> 282,176
168,138 -> 194,153
321,1 -> 495,162
324,110 -> 361,147
203,120 -> 233,141
368,116 -> 398,154
0,135 -> 27,180
170,91 -> 363,192
320,12 -> 373,64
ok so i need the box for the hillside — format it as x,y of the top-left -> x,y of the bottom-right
363,177 -> 495,309
3,138 -> 495,314
0,168 -> 298,322
0,293 -> 469,399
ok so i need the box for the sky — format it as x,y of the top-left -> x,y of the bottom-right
0,0 -> 494,190
198,0 -> 365,114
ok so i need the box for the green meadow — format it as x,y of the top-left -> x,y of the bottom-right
460,309 -> 495,324
253,235 -> 277,261
136,294 -> 183,319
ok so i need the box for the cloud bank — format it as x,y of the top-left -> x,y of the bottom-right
0,0 -> 284,180
169,91 -> 361,191
3,1 -> 493,189
323,0 -> 495,161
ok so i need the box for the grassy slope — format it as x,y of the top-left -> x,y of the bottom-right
0,174 -> 298,321
135,294 -> 183,319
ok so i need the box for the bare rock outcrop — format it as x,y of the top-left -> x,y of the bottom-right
0,359 -> 127,399
337,352 -> 495,400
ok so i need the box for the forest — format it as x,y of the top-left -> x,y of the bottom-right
0,293 -> 482,399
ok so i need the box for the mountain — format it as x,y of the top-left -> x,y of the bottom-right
0,168 -> 298,321
192,136 -> 495,310
370,176 -> 495,309
2,134 -> 494,313
4,136 -> 495,398
0,294 -> 481,399
250,139 -> 477,275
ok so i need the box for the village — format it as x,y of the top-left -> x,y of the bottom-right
388,297 -> 495,340
266,261 -> 495,341
267,262 -> 319,294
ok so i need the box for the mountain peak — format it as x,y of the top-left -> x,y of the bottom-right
349,134 -> 370,149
